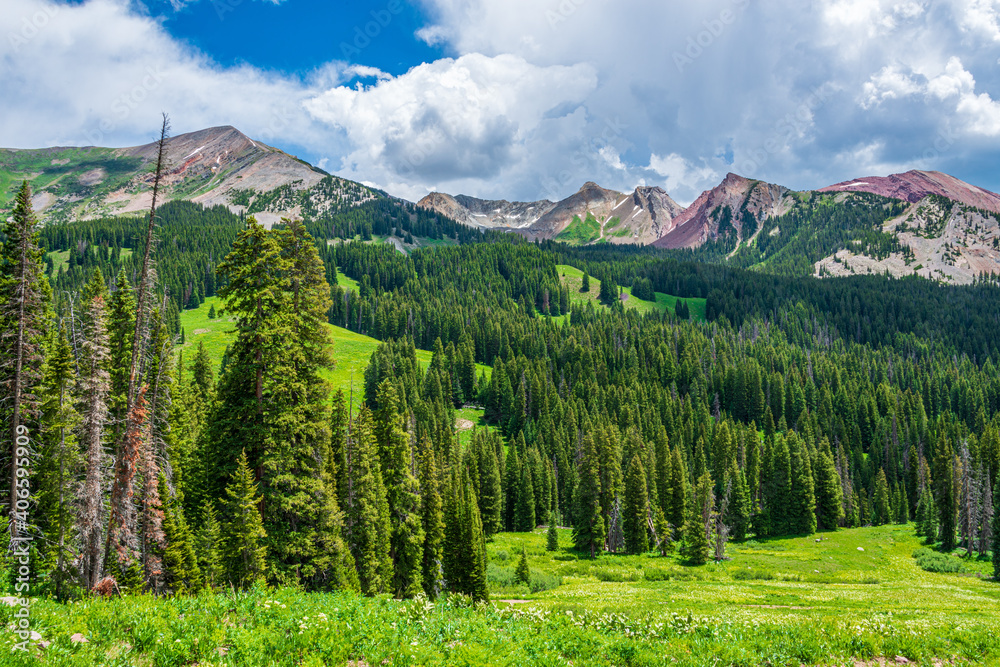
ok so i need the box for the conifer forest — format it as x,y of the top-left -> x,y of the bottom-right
2,128 -> 1000,666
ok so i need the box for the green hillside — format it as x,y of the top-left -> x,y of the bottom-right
178,295 -> 491,408
556,263 -> 707,320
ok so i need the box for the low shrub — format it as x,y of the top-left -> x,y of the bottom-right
732,569 -> 775,581
913,548 -> 964,573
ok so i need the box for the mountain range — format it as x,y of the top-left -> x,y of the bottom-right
2,125 -> 999,283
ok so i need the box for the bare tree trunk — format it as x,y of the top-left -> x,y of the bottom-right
105,115 -> 169,580
79,296 -> 111,590
125,114 -> 170,411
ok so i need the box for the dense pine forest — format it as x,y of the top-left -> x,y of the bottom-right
2,161 -> 1000,622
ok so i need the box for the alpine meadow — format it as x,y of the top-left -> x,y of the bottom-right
4,1 -> 1000,666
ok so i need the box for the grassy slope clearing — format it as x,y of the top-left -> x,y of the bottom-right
556,263 -> 707,321
178,293 -> 491,413
7,525 -> 1000,666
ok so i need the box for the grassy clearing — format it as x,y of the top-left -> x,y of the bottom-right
556,264 -> 707,321
8,525 -> 1000,666
178,295 -> 490,413
45,247 -> 134,276
555,213 -> 603,245
487,524 -> 1000,625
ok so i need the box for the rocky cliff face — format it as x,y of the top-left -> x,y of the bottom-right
416,192 -> 556,229
652,173 -> 790,249
419,181 -> 685,245
814,195 -> 1000,284
818,170 -> 1000,213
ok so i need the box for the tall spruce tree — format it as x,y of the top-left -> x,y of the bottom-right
547,512 -> 559,551
814,440 -> 844,531
374,380 -> 424,598
724,460 -> 751,541
0,181 -> 49,540
873,468 -> 892,526
681,472 -> 713,565
33,328 -> 79,599
623,454 -> 650,554
343,407 -> 392,595
418,436 -> 445,598
788,436 -> 817,535
934,434 -> 957,551
992,479 -> 1000,580
573,434 -> 605,558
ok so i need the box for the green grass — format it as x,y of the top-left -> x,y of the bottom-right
10,525 -> 1000,665
555,213 -> 602,245
45,248 -> 133,276
455,406 -> 497,448
487,524 -> 1000,623
556,264 -> 707,321
178,293 -> 490,412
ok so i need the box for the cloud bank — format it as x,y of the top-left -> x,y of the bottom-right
1,0 -> 999,205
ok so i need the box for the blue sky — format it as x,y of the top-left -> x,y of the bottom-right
2,0 -> 1000,205
161,0 -> 442,76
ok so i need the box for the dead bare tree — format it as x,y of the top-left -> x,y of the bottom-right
105,114 -> 170,579
78,296 -> 110,590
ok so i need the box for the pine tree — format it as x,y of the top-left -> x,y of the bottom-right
418,437 -> 445,598
765,436 -> 792,535
374,380 -> 424,598
623,454 -> 650,554
669,447 -> 688,539
207,304 -> 216,319
581,272 -> 590,292
196,502 -> 222,589
724,461 -> 751,541
814,441 -> 844,530
573,434 -> 605,558
0,181 -> 49,540
992,479 -> 1000,580
443,470 -> 488,601
873,468 -> 891,526
547,512 -> 559,551
344,407 -> 392,595
160,475 -> 202,594
105,271 -> 136,435
220,450 -> 267,588
515,465 -> 536,532
916,485 -> 937,541
934,434 -> 957,551
787,436 -> 816,535
681,472 -> 712,565
474,430 -> 503,536
34,328 -> 79,600
515,547 -> 530,585
653,506 -> 673,555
